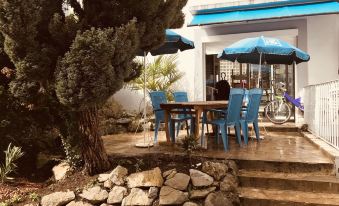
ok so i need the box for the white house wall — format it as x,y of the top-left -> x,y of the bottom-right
306,15 -> 339,85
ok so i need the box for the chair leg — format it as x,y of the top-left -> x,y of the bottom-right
240,121 -> 248,145
176,122 -> 181,138
253,121 -> 260,142
154,120 -> 160,143
235,123 -> 242,146
220,124 -> 228,151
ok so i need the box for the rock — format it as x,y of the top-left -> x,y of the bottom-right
152,199 -> 160,206
116,118 -> 132,125
126,167 -> 163,188
41,191 -> 75,206
202,161 -> 228,181
109,165 -> 128,186
226,160 -> 239,176
183,202 -> 199,206
107,186 -> 127,204
190,187 -> 216,199
52,162 -> 71,181
189,169 -> 213,187
164,173 -> 190,191
212,181 -> 220,188
24,204 -> 39,206
220,174 -> 238,192
100,204 -> 112,206
66,201 -> 93,206
204,192 -> 232,206
162,169 -> 176,178
98,174 -> 110,183
148,187 -> 159,199
79,186 -> 108,204
103,179 -> 113,189
159,186 -> 188,205
122,188 -> 154,206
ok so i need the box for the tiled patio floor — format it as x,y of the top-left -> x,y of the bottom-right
103,127 -> 333,164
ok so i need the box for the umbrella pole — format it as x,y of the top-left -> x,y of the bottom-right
135,51 -> 154,148
257,52 -> 262,88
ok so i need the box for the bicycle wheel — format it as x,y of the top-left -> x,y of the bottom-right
264,101 -> 291,124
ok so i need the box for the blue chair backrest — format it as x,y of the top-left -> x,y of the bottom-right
173,92 -> 189,102
245,88 -> 263,122
149,91 -> 167,121
226,88 -> 245,124
173,91 -> 190,118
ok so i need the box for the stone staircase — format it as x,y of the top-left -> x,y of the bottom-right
236,159 -> 339,206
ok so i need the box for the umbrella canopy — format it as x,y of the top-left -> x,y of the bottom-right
138,29 -> 195,56
217,36 -> 310,65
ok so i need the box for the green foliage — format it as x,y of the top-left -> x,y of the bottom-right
56,21 -> 139,110
0,0 -> 188,173
0,194 -> 23,206
181,134 -> 199,165
0,143 -> 24,183
28,192 -> 40,202
130,55 -> 183,101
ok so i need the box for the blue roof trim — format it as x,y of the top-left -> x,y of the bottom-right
189,1 -> 339,26
192,0 -> 336,15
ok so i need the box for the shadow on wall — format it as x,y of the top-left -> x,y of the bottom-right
113,88 -> 152,114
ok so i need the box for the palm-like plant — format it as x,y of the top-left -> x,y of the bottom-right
130,54 -> 184,101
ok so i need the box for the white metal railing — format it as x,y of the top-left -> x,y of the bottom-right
304,80 -> 339,150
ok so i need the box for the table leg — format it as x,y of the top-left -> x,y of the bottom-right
194,108 -> 203,147
164,109 -> 171,143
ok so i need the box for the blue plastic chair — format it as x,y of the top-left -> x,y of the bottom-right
173,92 -> 195,138
201,88 -> 245,151
240,88 -> 263,144
149,91 -> 171,143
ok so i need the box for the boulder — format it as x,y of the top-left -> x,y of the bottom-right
109,165 -> 128,186
204,192 -> 232,206
220,174 -> 238,192
126,167 -> 163,188
148,187 -> 159,199
202,161 -> 228,181
79,186 -> 108,204
189,187 -> 216,199
162,169 -> 176,179
183,202 -> 199,206
100,204 -> 112,206
103,179 -> 113,189
189,169 -> 213,187
164,173 -> 190,191
52,162 -> 71,181
66,201 -> 93,206
41,191 -> 75,206
226,160 -> 238,176
122,188 -> 154,206
107,186 -> 127,204
159,186 -> 188,205
98,174 -> 110,183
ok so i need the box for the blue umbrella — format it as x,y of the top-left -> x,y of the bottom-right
136,29 -> 194,147
217,36 -> 310,87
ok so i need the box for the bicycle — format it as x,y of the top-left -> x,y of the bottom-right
264,82 -> 304,124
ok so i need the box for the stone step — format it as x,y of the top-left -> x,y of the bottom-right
239,170 -> 339,194
239,187 -> 339,206
236,159 -> 334,175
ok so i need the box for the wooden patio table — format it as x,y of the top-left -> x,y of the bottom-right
160,101 -> 228,145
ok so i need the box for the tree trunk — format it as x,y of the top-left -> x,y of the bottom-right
79,106 -> 111,175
